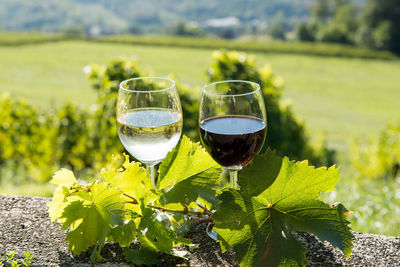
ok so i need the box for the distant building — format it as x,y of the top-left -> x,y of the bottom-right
89,26 -> 101,37
204,17 -> 241,28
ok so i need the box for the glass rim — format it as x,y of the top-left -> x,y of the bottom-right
119,77 -> 176,93
202,80 -> 261,97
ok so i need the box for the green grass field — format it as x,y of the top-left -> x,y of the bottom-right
2,40 -> 400,235
2,41 -> 400,155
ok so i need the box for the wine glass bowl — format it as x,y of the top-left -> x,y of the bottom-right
199,80 -> 266,188
117,77 -> 182,186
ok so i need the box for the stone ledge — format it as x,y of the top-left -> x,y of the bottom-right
1,194 -> 399,266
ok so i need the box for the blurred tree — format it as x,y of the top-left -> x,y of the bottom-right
333,3 -> 359,33
61,26 -> 87,38
216,28 -> 237,39
169,21 -> 205,37
295,22 -> 316,42
358,0 -> 400,54
174,22 -> 187,36
267,12 -> 287,40
317,24 -> 352,44
372,21 -> 392,50
267,21 -> 286,40
301,0 -> 360,44
351,119 -> 400,180
333,0 -> 351,9
127,25 -> 142,35
311,0 -> 332,24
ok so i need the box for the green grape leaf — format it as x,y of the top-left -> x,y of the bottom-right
60,181 -> 126,257
109,220 -> 137,247
137,207 -> 192,254
157,136 -> 221,205
239,149 -> 340,198
238,149 -> 283,196
48,185 -> 70,223
101,155 -> 157,206
213,151 -> 353,267
125,247 -> 162,265
49,168 -> 78,187
47,169 -> 79,223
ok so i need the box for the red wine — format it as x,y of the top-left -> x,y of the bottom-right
200,116 -> 266,167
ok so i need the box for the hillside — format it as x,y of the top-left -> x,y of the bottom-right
0,0 -> 313,34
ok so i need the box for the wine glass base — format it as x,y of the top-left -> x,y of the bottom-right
206,222 -> 217,241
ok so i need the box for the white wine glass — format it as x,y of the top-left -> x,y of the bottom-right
199,80 -> 267,189
117,77 -> 182,187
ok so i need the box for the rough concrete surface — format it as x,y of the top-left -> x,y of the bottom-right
1,194 -> 400,266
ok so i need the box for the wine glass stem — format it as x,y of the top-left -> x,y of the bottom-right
229,170 -> 239,189
146,164 -> 157,188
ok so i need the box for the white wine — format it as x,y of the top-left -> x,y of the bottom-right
117,108 -> 182,164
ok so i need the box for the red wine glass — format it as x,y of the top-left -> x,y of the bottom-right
199,80 -> 267,189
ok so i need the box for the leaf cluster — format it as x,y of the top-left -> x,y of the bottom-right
0,94 -> 121,183
48,136 -> 221,263
48,137 -> 353,266
351,119 -> 400,179
0,251 -> 32,267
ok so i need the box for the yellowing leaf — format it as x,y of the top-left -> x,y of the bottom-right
47,185 -> 70,223
47,169 -> 79,223
49,168 -> 77,187
60,182 -> 125,256
101,155 -> 157,205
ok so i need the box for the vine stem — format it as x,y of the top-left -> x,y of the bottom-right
147,204 -> 214,217
123,193 -> 138,204
147,204 -> 202,216
197,203 -> 213,216
147,204 -> 216,224
78,184 -> 91,192
195,218 -> 214,224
